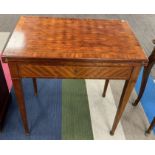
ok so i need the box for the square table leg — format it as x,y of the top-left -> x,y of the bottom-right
102,79 -> 109,97
110,66 -> 141,135
32,78 -> 38,96
12,78 -> 30,134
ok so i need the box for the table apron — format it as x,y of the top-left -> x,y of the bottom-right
16,64 -> 133,80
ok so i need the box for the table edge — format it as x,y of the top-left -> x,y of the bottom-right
2,55 -> 148,66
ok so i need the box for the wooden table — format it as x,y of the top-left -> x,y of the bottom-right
2,16 -> 148,135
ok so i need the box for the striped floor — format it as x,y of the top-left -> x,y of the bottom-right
0,78 -> 154,140
0,32 -> 155,140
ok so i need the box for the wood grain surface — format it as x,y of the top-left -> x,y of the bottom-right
18,64 -> 132,79
2,16 -> 148,64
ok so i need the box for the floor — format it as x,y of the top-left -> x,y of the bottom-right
0,15 -> 155,139
0,76 -> 154,139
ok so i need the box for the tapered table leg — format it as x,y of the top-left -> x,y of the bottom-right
132,65 -> 152,106
32,78 -> 38,96
110,67 -> 141,135
102,79 -> 109,97
145,117 -> 155,135
12,78 -> 29,134
132,47 -> 155,106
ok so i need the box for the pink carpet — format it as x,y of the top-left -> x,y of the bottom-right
0,53 -> 12,91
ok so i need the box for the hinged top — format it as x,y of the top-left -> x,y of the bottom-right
2,16 -> 148,64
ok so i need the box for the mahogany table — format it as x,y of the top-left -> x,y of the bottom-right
2,16 -> 148,135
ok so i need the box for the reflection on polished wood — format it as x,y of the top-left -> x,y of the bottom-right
2,16 -> 148,135
3,16 -> 147,64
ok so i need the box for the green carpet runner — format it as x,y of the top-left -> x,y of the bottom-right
62,80 -> 93,140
